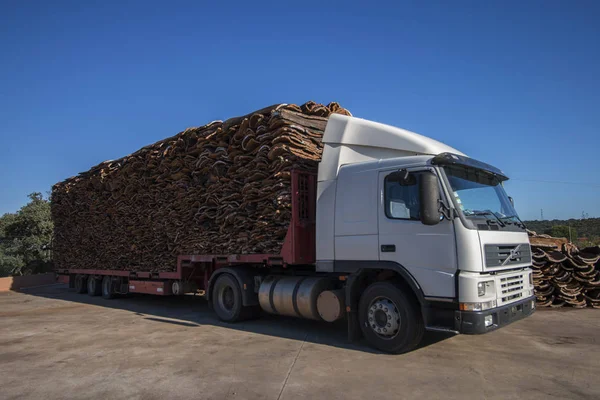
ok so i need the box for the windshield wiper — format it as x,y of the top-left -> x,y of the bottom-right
498,215 -> 526,229
468,210 -> 506,227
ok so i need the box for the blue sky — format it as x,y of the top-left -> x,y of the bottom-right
1,1 -> 599,221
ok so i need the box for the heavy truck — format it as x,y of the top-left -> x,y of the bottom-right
55,112 -> 535,353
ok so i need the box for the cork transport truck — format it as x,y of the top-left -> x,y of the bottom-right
56,113 -> 535,353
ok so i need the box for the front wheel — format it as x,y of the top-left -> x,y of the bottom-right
358,282 -> 424,354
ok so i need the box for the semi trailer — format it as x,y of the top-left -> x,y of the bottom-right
55,111 -> 535,353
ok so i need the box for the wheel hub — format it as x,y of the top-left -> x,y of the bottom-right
172,281 -> 181,295
368,298 -> 400,337
222,286 -> 234,311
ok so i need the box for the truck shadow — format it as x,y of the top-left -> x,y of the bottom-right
22,284 -> 454,355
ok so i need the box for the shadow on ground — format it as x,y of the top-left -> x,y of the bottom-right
20,284 -> 453,354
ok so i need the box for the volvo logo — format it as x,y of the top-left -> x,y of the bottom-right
501,244 -> 522,266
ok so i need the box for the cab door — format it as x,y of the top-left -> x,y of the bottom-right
378,168 -> 457,298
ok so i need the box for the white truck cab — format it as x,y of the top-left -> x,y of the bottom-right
316,114 -> 535,345
207,112 -> 535,354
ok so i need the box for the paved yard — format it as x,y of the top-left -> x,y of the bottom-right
0,285 -> 598,400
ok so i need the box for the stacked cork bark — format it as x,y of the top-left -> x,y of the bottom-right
529,232 -> 600,308
51,101 -> 351,272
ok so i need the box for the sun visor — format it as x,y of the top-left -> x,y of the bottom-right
431,152 -> 509,181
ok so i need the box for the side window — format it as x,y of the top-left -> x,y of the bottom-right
385,172 -> 421,220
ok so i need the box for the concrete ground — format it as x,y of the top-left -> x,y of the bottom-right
0,285 -> 599,400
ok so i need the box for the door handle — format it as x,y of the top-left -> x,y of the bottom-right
381,245 -> 396,252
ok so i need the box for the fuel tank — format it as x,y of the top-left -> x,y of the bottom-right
258,276 -> 332,320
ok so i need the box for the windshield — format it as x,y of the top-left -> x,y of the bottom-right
444,166 -> 518,220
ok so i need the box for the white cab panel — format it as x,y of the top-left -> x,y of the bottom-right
335,235 -> 380,260
316,179 -> 337,262
334,166 -> 378,236
333,165 -> 379,260
318,143 -> 413,182
377,168 -> 458,298
453,223 -> 484,272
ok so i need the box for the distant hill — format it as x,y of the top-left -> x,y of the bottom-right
525,218 -> 600,243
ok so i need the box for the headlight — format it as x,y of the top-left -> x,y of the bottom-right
484,315 -> 494,327
477,280 -> 494,297
460,300 -> 497,311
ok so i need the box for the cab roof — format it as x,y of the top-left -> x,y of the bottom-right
319,114 -> 465,181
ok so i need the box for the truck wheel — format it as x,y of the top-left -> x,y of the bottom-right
212,273 -> 246,322
102,276 -> 116,299
74,275 -> 87,294
358,282 -> 424,354
87,277 -> 101,296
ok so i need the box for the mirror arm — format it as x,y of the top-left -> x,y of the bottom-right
438,200 -> 454,220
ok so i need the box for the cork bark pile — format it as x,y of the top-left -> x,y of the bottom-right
529,232 -> 600,308
51,101 -> 351,272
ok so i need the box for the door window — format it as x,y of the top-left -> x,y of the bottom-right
384,172 -> 421,220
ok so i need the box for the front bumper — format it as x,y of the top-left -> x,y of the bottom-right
455,295 -> 536,334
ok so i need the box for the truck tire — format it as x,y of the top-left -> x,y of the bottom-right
74,275 -> 87,294
87,277 -> 101,296
102,276 -> 116,299
212,273 -> 257,322
358,281 -> 424,354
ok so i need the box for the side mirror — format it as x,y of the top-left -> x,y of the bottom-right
508,196 -> 514,207
420,172 -> 441,226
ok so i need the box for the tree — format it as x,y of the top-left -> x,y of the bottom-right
0,212 -> 21,277
545,225 -> 577,241
526,218 -> 599,241
0,193 -> 53,277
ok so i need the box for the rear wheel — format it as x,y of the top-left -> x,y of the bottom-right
211,273 -> 259,322
102,276 -> 116,299
172,280 -> 183,296
74,275 -> 87,294
87,277 -> 101,296
212,274 -> 243,322
358,281 -> 424,354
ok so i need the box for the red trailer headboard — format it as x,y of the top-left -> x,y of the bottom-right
280,170 -> 317,265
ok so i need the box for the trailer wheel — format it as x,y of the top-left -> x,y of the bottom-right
74,275 -> 87,294
212,273 -> 246,322
87,277 -> 101,296
358,281 -> 424,354
102,276 -> 116,299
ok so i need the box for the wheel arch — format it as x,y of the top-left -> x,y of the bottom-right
338,261 -> 428,342
336,260 -> 426,305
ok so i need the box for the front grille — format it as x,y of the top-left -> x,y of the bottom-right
485,243 -> 531,268
500,274 -> 525,303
